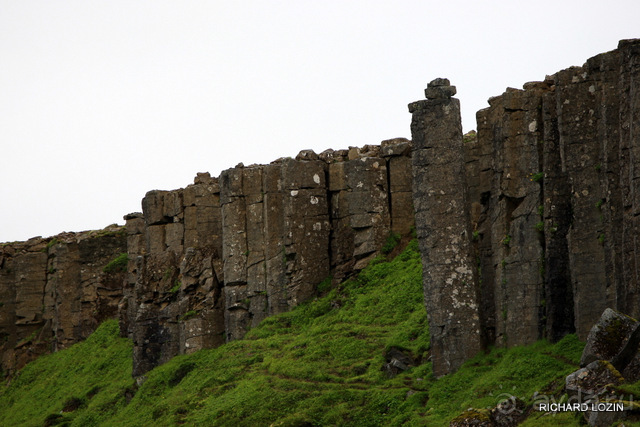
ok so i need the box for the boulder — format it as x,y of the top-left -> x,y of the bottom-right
566,360 -> 624,399
382,347 -> 415,378
580,308 -> 640,372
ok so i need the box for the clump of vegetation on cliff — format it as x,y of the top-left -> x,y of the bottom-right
102,252 -> 128,273
0,240 -> 587,426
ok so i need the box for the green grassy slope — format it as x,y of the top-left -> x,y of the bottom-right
0,320 -> 133,426
0,240 -> 587,426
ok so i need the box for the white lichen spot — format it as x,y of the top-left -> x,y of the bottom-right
455,265 -> 472,276
313,173 -> 320,184
582,72 -> 588,79
357,181 -> 364,188
589,85 -> 596,94
572,76 -> 580,83
444,104 -> 452,115
373,161 -> 379,169
310,196 -> 319,204
528,120 -> 537,133
582,189 -> 589,196
564,99 -> 570,105
290,190 -> 299,197
313,222 -> 322,231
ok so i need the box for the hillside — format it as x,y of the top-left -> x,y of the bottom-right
0,240 -> 588,426
2,39 -> 640,385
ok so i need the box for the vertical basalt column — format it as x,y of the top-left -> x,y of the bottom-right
589,49 -> 624,317
409,78 -> 482,377
220,167 -> 250,341
381,138 -> 415,236
263,163 -> 288,315
280,158 -> 331,306
486,87 -> 546,347
469,110 -> 497,347
243,167 -> 268,327
555,67 -> 610,339
328,154 -> 390,279
542,89 -> 575,342
0,240 -> 48,376
618,39 -> 640,319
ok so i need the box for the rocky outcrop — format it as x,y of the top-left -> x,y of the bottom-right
580,308 -> 640,372
468,39 -> 640,347
475,41 -> 640,345
0,140 -> 414,379
121,142 -> 414,376
3,39 -> 640,382
410,39 -> 640,375
0,225 -> 127,377
121,173 -> 225,377
562,309 -> 640,426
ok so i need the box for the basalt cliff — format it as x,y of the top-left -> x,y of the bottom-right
1,39 -> 639,380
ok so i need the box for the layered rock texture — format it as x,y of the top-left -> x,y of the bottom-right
410,39 -> 640,375
0,225 -> 127,377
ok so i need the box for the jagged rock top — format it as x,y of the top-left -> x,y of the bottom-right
408,77 -> 457,113
424,77 -> 457,100
0,223 -> 126,254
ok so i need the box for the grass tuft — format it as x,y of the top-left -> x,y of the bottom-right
103,253 -> 128,274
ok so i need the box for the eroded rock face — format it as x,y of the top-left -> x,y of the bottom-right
472,84 -> 547,348
122,175 -> 225,377
220,159 -> 331,341
463,39 -> 640,353
329,156 -> 389,280
0,226 -> 127,377
123,143 -> 415,376
6,40 -> 639,382
408,39 -> 640,375
409,78 -> 482,377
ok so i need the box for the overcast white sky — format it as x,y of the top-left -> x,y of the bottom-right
1,1 -> 638,242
